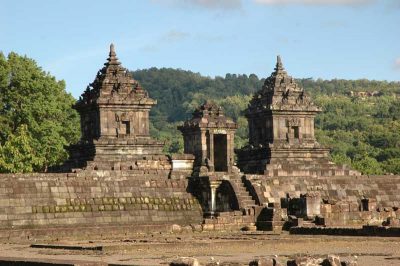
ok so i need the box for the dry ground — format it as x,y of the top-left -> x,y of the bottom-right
0,232 -> 399,265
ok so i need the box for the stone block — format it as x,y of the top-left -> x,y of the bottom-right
288,256 -> 323,266
202,224 -> 215,231
360,211 -> 372,221
331,204 -> 340,213
170,257 -> 199,266
339,203 -> 350,212
387,217 -> 400,227
328,255 -> 341,266
293,217 -> 304,227
349,202 -> 359,212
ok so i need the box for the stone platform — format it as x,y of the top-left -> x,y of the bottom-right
0,172 -> 202,237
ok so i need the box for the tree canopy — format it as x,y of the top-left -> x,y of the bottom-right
0,52 -> 80,173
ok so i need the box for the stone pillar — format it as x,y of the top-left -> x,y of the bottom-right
201,130 -> 207,165
209,131 -> 214,166
209,180 -> 221,217
302,192 -> 321,219
227,132 -> 234,173
310,119 -> 315,140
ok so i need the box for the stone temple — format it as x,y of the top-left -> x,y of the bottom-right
63,44 -> 165,172
237,56 -> 356,178
0,45 -> 399,239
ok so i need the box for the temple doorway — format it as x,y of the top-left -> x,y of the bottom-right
213,134 -> 228,172
215,181 -> 239,212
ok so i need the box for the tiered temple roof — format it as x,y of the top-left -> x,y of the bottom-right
180,101 -> 237,130
247,55 -> 320,114
76,44 -> 152,107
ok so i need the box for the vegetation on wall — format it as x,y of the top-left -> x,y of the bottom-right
0,52 -> 399,175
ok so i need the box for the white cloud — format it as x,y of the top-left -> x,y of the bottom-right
394,57 -> 400,70
162,30 -> 190,42
151,0 -> 242,10
254,0 -> 375,6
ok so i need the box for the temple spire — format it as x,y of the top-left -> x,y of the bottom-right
275,55 -> 284,72
110,43 -> 116,56
107,43 -> 120,65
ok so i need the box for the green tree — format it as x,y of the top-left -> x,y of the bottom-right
0,52 -> 80,172
353,157 -> 384,175
331,153 -> 352,167
383,158 -> 400,175
0,124 -> 42,173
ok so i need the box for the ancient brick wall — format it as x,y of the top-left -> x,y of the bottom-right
248,175 -> 400,205
0,171 -> 202,230
248,175 -> 400,226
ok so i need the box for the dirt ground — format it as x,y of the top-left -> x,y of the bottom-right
0,232 -> 399,265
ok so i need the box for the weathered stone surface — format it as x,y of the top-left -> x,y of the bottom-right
0,173 -> 202,233
172,224 -> 182,233
248,174 -> 400,228
325,255 -> 341,266
170,257 -> 200,266
249,257 -> 280,266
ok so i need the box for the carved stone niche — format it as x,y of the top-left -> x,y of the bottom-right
116,112 -> 132,137
286,118 -> 301,141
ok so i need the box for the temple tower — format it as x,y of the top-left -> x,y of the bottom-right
76,44 -> 156,142
65,44 -> 164,171
246,56 -> 321,148
178,101 -> 237,173
237,56 -> 353,177
180,103 -> 258,224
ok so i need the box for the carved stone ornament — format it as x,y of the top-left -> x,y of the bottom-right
287,118 -> 301,127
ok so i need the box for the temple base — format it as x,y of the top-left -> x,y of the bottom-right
59,137 -> 166,172
237,146 -> 359,177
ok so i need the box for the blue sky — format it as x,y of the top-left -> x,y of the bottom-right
1,0 -> 399,98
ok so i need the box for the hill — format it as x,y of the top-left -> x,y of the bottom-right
132,68 -> 400,175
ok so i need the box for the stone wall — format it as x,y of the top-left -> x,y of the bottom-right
248,175 -> 400,206
247,175 -> 400,226
0,171 -> 202,232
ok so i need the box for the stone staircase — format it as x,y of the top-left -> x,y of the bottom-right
202,172 -> 259,231
229,175 -> 259,212
255,206 -> 287,232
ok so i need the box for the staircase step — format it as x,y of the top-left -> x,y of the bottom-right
301,221 -> 316,228
242,199 -> 256,205
239,195 -> 253,200
218,212 -> 234,217
256,221 -> 285,232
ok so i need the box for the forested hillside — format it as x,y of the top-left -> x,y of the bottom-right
0,52 -> 399,175
133,68 -> 400,175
